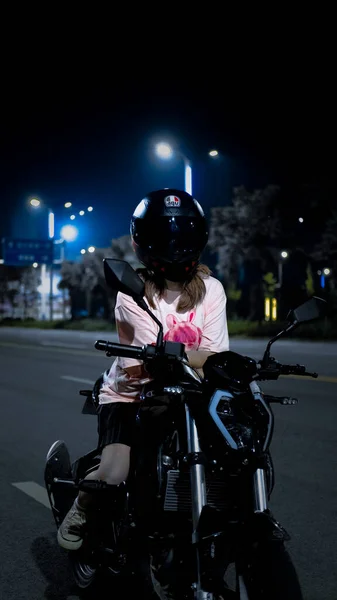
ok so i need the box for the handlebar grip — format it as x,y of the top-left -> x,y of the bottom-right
281,364 -> 305,375
95,339 -> 144,359
280,364 -> 318,378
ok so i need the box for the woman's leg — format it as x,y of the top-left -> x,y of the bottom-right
57,402 -> 137,549
77,442 -> 131,508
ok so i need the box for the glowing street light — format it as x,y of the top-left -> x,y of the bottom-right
33,262 -> 38,268
324,268 -> 331,276
155,142 -> 173,160
79,210 -> 85,216
30,198 -> 41,207
281,251 -> 288,259
64,202 -> 72,208
209,150 -> 219,157
87,206 -> 93,212
80,249 -> 86,255
70,214 -> 76,220
298,217 -> 304,223
60,224 -> 78,242
88,246 -> 95,253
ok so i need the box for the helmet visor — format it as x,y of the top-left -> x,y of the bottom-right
135,216 -> 208,260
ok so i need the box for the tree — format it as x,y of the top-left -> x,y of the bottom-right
81,247 -> 111,318
312,205 -> 337,306
314,207 -> 337,276
0,265 -> 40,319
209,185 -> 282,320
59,235 -> 141,320
58,261 -> 87,320
209,185 -> 281,278
20,267 -> 41,319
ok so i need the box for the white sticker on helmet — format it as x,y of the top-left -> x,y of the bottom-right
164,195 -> 181,208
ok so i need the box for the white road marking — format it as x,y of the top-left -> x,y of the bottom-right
0,340 -> 99,357
61,375 -> 95,385
41,341 -> 87,349
12,481 -> 51,509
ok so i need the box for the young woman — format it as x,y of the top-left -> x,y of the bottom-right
57,188 -> 229,550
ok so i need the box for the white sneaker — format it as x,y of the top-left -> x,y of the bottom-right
57,499 -> 87,550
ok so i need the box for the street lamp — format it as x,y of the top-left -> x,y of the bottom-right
29,199 -> 95,320
30,198 -> 41,208
319,267 -> 331,289
88,246 -> 95,253
29,199 -> 57,319
155,141 -> 219,196
155,142 -> 192,194
155,143 -> 173,160
30,199 -> 55,239
278,251 -> 289,288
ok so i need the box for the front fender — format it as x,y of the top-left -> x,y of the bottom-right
247,509 -> 291,543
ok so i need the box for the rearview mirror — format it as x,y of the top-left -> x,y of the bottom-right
261,296 -> 327,367
287,296 -> 327,325
103,258 -> 164,348
103,259 -> 145,305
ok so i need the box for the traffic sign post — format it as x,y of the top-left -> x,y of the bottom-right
2,238 -> 54,266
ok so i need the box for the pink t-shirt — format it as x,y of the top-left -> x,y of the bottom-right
99,275 -> 229,404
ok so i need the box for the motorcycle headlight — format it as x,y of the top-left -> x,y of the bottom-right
209,390 -> 254,451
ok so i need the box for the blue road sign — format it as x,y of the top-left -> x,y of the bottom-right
2,238 -> 54,266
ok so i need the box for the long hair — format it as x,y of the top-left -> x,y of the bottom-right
136,264 -> 211,313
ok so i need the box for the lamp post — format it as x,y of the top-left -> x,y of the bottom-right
155,142 -> 219,196
318,267 -> 331,289
29,199 -> 58,320
29,199 -> 89,320
278,250 -> 288,288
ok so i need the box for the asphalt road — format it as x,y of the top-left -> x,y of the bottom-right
0,327 -> 336,600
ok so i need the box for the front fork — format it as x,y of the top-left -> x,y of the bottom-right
185,403 -> 269,600
253,468 -> 268,512
250,381 -> 270,514
185,403 -> 211,600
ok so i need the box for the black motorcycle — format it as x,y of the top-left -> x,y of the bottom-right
45,258 -> 326,599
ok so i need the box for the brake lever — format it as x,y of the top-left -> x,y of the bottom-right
303,371 -> 318,378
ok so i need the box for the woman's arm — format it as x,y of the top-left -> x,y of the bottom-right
187,279 -> 229,377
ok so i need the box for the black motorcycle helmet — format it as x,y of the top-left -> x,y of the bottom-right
130,189 -> 209,282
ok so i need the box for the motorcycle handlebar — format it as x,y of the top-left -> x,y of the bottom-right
281,364 -> 318,378
94,339 -> 185,362
258,361 -> 318,380
95,340 -> 319,380
95,339 -> 145,359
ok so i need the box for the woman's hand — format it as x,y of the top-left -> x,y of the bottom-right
186,350 -> 215,369
186,350 -> 215,379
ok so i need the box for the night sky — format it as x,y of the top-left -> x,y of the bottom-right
1,47 -> 336,260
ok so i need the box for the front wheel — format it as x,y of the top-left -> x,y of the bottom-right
69,551 -> 98,590
241,542 -> 303,600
